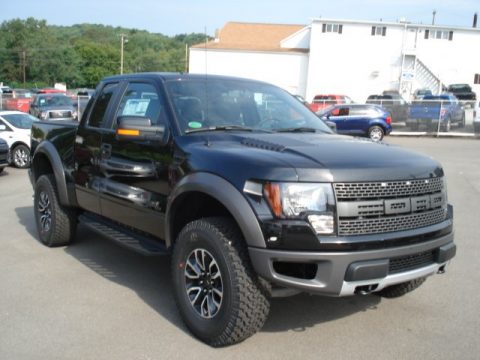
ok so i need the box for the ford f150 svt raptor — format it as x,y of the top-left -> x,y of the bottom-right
29,73 -> 455,347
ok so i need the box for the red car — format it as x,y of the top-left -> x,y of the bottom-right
309,94 -> 353,112
4,89 -> 33,113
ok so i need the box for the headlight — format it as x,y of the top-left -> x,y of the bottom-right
39,111 -> 48,120
72,110 -> 78,119
264,182 -> 336,234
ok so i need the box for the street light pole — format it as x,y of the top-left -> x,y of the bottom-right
120,33 -> 127,75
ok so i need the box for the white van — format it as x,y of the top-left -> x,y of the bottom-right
474,100 -> 480,133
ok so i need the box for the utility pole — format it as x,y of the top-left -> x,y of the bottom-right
22,51 -> 26,86
120,34 -> 128,74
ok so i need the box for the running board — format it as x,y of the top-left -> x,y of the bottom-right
79,213 -> 169,256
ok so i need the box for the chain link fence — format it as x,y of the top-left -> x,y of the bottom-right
368,98 -> 479,137
311,97 -> 480,137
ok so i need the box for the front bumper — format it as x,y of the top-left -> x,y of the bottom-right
249,231 -> 455,296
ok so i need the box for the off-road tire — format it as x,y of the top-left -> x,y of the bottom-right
34,174 -> 77,247
376,277 -> 426,298
171,217 -> 270,347
368,125 -> 385,141
12,144 -> 31,168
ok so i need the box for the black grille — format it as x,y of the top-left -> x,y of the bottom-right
338,208 -> 446,235
389,251 -> 435,274
334,178 -> 444,200
335,177 -> 447,236
48,110 -> 72,119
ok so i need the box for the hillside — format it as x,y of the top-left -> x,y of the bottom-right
0,18 -> 208,88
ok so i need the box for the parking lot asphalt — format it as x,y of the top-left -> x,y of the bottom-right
0,137 -> 479,360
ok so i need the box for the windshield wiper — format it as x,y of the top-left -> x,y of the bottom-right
185,125 -> 266,134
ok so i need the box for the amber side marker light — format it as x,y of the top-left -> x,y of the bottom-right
117,128 -> 140,136
264,183 -> 283,217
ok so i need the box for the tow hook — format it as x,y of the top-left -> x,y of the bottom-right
354,284 -> 378,295
437,265 -> 446,274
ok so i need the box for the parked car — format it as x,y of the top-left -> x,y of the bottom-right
29,93 -> 77,121
413,88 -> 433,100
36,88 -> 66,94
4,88 -> 33,113
0,111 -> 39,168
474,100 -> 480,134
0,138 -> 8,174
407,93 -> 464,132
366,91 -> 409,123
0,86 -> 13,110
317,103 -> 392,141
309,94 -> 353,112
446,83 -> 476,101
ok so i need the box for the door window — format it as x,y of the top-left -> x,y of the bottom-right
115,83 -> 165,127
88,83 -> 119,128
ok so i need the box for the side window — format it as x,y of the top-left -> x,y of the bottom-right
0,120 -> 9,131
338,107 -> 350,116
330,108 -> 340,116
88,83 -> 119,128
115,82 -> 165,127
349,107 -> 365,116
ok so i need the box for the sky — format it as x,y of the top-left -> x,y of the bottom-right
1,0 -> 479,36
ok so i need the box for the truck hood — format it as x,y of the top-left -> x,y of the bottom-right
180,132 -> 443,184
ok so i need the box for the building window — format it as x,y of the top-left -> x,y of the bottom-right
474,74 -> 480,85
371,26 -> 387,36
425,29 -> 453,41
322,23 -> 343,34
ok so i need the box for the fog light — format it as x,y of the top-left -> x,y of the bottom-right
308,214 -> 334,234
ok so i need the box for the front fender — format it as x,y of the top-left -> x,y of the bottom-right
32,141 -> 71,207
166,172 -> 266,249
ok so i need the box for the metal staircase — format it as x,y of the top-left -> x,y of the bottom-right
401,55 -> 445,97
414,58 -> 445,95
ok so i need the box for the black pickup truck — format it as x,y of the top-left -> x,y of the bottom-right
29,73 -> 455,346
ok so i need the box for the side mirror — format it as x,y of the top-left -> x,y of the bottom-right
0,124 -> 6,131
116,116 -> 168,144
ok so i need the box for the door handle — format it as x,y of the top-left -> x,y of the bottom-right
100,143 -> 112,159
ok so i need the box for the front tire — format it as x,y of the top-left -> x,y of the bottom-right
368,125 -> 384,141
34,174 -> 77,246
376,277 -> 426,298
171,217 -> 270,347
12,144 -> 30,168
441,117 -> 451,132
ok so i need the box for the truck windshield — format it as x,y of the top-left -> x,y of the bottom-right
165,78 -> 332,135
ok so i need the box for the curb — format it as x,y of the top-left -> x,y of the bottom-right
391,131 -> 478,138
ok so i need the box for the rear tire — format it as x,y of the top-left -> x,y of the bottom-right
171,217 -> 270,347
441,117 -> 451,132
376,277 -> 426,298
34,174 -> 77,247
368,125 -> 384,141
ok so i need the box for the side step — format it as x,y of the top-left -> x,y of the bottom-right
79,213 -> 169,256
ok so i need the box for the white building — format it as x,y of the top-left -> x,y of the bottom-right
189,18 -> 480,103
